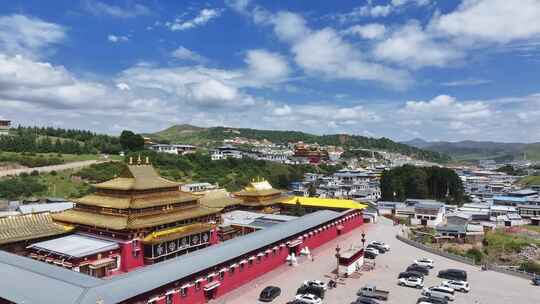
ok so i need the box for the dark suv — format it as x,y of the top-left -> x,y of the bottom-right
437,269 -> 467,281
398,271 -> 424,280
407,264 -> 429,275
259,286 -> 281,302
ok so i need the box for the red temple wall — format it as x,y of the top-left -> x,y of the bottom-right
120,240 -> 144,272
131,211 -> 364,304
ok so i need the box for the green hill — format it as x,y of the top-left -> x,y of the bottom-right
402,138 -> 540,162
145,124 -> 450,163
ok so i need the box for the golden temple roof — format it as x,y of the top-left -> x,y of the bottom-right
0,213 -> 74,245
94,164 -> 180,191
234,179 -> 282,197
142,223 -> 213,244
75,193 -> 197,210
199,189 -> 242,209
52,206 -> 220,230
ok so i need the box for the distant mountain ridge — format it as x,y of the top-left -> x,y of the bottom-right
144,124 -> 450,163
401,138 -> 540,162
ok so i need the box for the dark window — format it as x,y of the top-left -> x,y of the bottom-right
219,271 -> 225,280
181,287 -> 187,297
195,281 -> 201,290
166,294 -> 173,304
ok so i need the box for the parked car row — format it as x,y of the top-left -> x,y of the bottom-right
396,258 -> 470,303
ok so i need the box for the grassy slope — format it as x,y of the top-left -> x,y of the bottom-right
518,175 -> 540,187
36,170 -> 91,198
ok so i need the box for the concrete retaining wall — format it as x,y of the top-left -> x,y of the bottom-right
395,235 -> 536,280
395,235 -> 476,265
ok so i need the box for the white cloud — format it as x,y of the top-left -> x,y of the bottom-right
291,27 -> 410,88
107,34 -> 129,43
272,11 -> 310,42
345,23 -> 386,39
116,83 -> 130,91
364,5 -> 393,18
167,9 -> 221,31
0,14 -> 65,59
226,0 -> 251,14
171,46 -> 207,63
441,78 -> 491,87
0,54 -> 73,88
244,49 -> 290,85
374,21 -> 463,68
334,0 -> 430,23
83,0 -> 151,18
430,0 -> 540,44
272,104 -> 292,116
189,79 -> 240,104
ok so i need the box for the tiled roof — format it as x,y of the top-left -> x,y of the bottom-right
0,213 -> 74,245
75,192 -> 197,209
199,189 -> 241,209
94,164 -> 179,191
53,206 -> 219,230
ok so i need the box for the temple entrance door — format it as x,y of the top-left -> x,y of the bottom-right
204,288 -> 217,300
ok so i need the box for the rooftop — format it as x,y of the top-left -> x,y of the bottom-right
27,234 -> 119,258
0,210 -> 345,304
0,213 -> 73,246
94,163 -> 180,191
18,202 -> 74,215
281,196 -> 368,210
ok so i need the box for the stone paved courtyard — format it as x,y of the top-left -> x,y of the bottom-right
214,218 -> 540,304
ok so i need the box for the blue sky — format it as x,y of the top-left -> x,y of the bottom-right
1,0 -> 540,142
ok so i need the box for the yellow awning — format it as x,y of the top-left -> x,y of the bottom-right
281,196 -> 367,210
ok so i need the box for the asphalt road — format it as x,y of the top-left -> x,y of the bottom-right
0,160 -> 104,178
215,218 -> 540,304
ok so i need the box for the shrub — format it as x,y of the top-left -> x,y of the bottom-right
519,261 -> 540,275
464,248 -> 485,264
30,170 -> 39,176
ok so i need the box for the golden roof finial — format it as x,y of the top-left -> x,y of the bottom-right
129,157 -> 133,165
146,156 -> 150,165
137,154 -> 142,165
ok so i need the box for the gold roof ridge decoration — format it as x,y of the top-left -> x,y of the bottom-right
93,161 -> 180,191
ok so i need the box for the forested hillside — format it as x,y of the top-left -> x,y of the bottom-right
402,138 -> 540,162
380,165 -> 465,204
1,126 -> 122,154
146,125 -> 450,163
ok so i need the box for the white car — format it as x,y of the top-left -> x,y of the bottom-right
442,280 -> 470,293
413,258 -> 434,269
370,241 -> 390,251
422,286 -> 455,301
365,247 -> 380,255
295,293 -> 322,304
302,280 -> 328,290
398,277 -> 424,289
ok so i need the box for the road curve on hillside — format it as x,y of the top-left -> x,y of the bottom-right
0,160 -> 106,178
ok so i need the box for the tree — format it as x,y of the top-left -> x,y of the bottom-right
119,130 -> 145,151
380,165 -> 465,205
292,198 -> 306,216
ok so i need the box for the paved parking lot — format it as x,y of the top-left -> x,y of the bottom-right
215,218 -> 540,304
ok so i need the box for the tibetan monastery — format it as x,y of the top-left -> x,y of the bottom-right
233,178 -> 289,211
51,158 -> 221,274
